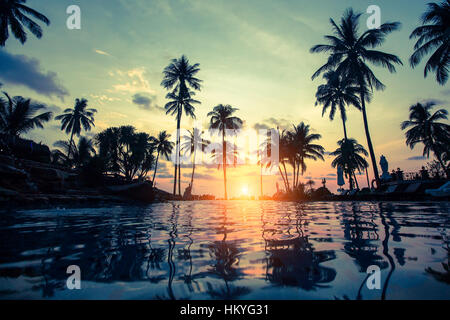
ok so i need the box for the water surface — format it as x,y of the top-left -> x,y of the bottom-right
0,201 -> 449,300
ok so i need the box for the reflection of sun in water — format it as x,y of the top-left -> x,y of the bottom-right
241,185 -> 249,196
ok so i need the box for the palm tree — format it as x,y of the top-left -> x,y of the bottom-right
207,104 -> 243,200
330,138 -> 369,190
55,98 -> 97,159
53,136 -> 95,168
401,101 -> 450,177
164,89 -> 200,195
181,127 -> 210,193
151,130 -> 174,186
315,71 -> 362,140
287,122 -> 325,189
306,179 -> 315,192
0,0 -> 50,46
0,93 -> 52,137
161,55 -> 202,196
311,8 -> 402,188
410,1 -> 450,85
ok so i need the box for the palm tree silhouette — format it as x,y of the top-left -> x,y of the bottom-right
0,93 -> 52,137
410,1 -> 450,85
311,8 -> 402,188
207,104 -> 243,200
330,138 -> 368,190
161,55 -> 202,196
315,71 -> 362,140
401,101 -> 450,177
287,122 -> 325,189
53,136 -> 95,168
151,130 -> 174,186
55,98 -> 97,159
0,0 -> 50,46
164,89 -> 199,195
181,128 -> 210,193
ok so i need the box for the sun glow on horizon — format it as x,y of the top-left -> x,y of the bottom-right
241,185 -> 249,196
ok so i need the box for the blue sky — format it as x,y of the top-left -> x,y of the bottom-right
1,0 -> 448,196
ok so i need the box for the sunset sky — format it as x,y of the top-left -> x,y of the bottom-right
1,0 -> 449,197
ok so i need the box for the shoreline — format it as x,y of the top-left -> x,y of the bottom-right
1,193 -> 449,211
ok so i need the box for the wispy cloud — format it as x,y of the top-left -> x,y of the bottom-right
407,156 -> 427,161
110,68 -> 155,94
94,49 -> 111,56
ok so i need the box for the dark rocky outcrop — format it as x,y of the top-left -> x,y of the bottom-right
0,154 -> 174,208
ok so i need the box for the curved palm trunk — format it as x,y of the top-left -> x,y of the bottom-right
152,151 -> 160,186
222,130 -> 227,200
353,171 -> 360,189
278,166 -> 288,192
361,95 -> 381,189
67,130 -> 75,160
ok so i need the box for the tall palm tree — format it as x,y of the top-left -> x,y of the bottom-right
181,127 -> 210,193
331,138 -> 369,190
161,55 -> 202,196
315,71 -> 362,140
55,98 -> 97,159
0,93 -> 52,137
401,101 -> 450,177
410,1 -> 450,85
287,122 -> 325,189
151,130 -> 174,186
311,8 -> 402,188
207,104 -> 243,200
164,88 -> 200,195
0,0 -> 50,46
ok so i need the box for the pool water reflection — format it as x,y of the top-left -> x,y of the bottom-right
0,201 -> 449,299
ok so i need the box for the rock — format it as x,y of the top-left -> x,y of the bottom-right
0,163 -> 28,179
0,187 -> 19,197
29,166 -> 70,181
0,155 -> 15,166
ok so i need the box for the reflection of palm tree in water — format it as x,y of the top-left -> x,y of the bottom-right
338,203 -> 386,300
178,205 -> 201,293
166,203 -> 179,300
378,203 -> 397,300
263,203 -> 337,290
207,206 -> 250,299
425,229 -> 450,284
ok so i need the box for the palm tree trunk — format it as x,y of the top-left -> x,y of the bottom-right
222,129 -> 227,200
341,113 -> 348,141
173,111 -> 181,195
67,130 -> 75,160
366,167 -> 370,188
152,151 -> 160,186
278,166 -> 288,192
360,95 -> 381,189
282,162 -> 290,191
190,147 -> 196,191
178,137 -> 181,196
353,172 -> 360,189
292,162 -> 296,189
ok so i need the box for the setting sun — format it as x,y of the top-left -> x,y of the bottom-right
241,185 -> 249,196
